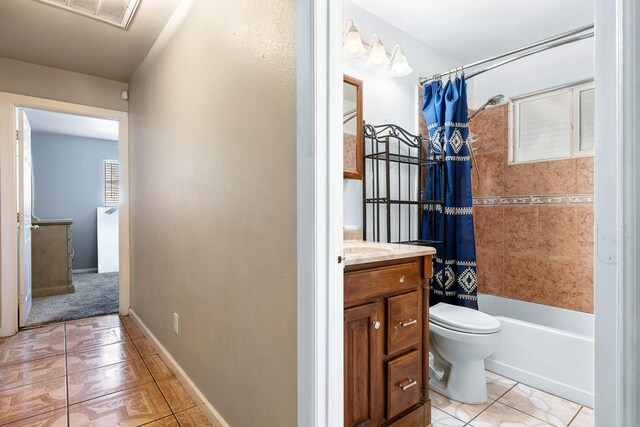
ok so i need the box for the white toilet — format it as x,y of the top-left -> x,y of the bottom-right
428,302 -> 501,404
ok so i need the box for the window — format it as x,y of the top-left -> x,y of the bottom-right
510,82 -> 594,164
104,160 -> 119,205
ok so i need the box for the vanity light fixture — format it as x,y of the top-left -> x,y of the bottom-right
343,20 -> 367,57
343,20 -> 412,77
389,46 -> 413,77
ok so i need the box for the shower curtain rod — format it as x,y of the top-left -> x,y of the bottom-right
417,24 -> 594,86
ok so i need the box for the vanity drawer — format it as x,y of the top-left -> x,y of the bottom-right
345,262 -> 420,304
387,350 -> 421,419
388,405 -> 425,426
387,291 -> 420,355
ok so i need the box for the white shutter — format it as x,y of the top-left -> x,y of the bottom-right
578,88 -> 595,153
104,160 -> 119,205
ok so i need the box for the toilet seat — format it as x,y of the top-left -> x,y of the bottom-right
430,302 -> 501,334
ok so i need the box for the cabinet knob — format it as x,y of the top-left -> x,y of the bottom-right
372,320 -> 381,330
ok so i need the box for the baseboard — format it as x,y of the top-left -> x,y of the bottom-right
72,268 -> 98,274
485,359 -> 594,407
128,309 -> 230,427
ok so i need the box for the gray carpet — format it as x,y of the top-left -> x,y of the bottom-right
26,272 -> 119,325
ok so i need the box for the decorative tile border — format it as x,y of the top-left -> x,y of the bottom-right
500,197 -> 531,205
473,197 -> 500,206
531,195 -> 568,205
473,194 -> 594,206
568,194 -> 595,204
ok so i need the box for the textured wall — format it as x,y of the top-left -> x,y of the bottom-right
31,132 -> 119,270
127,0 -> 296,425
0,57 -> 127,111
471,105 -> 594,313
343,0 -> 462,229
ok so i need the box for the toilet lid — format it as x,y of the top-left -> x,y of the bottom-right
430,302 -> 501,334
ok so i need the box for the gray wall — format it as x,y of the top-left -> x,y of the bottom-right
128,0 -> 296,425
0,57 -> 128,112
31,131 -> 119,270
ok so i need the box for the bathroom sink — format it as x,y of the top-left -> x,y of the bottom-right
344,243 -> 394,255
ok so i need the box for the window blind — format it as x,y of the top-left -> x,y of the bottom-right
105,160 -> 119,205
516,91 -> 573,162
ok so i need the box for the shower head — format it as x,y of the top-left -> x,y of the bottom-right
486,94 -> 505,106
469,94 -> 506,122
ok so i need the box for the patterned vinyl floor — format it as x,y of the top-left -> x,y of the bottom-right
0,314 -> 219,426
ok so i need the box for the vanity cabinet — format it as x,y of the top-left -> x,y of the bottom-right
344,255 -> 432,427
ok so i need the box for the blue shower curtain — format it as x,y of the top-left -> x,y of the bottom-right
421,76 -> 478,309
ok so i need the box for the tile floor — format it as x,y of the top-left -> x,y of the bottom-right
431,370 -> 594,427
1,313 -> 594,427
0,314 -> 217,426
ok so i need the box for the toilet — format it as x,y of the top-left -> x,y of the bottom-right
428,302 -> 501,404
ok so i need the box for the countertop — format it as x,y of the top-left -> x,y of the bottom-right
344,241 -> 436,266
33,218 -> 73,226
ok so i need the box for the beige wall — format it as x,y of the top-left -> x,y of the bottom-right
127,0 -> 296,426
0,57 -> 128,111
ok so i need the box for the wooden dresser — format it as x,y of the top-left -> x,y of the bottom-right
32,219 -> 75,297
344,252 -> 433,427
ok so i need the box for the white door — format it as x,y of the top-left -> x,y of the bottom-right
18,110 -> 33,326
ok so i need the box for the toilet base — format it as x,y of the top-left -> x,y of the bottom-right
430,358 -> 488,404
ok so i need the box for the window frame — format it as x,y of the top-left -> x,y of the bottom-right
509,81 -> 595,164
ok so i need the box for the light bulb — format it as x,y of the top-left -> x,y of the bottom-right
389,47 -> 412,77
367,35 -> 389,68
343,22 -> 366,58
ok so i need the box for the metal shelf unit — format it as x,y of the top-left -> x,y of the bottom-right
362,123 -> 446,249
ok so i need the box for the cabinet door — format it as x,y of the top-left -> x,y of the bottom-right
345,303 -> 381,427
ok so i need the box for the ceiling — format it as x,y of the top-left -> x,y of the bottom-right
349,0 -> 594,64
0,0 -> 181,82
25,109 -> 119,141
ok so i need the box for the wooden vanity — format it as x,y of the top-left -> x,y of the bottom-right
32,219 -> 74,297
344,242 -> 435,426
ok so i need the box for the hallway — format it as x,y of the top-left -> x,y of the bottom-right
0,314 -> 217,426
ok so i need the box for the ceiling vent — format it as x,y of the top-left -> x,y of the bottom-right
37,0 -> 141,29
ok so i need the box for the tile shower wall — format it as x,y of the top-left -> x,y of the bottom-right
417,97 -> 594,313
471,105 -> 594,313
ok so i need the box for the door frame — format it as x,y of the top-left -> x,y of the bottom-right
594,0 -> 640,424
296,0 -> 343,425
297,0 -> 639,425
0,92 -> 130,336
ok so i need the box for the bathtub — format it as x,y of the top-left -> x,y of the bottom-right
478,293 -> 594,407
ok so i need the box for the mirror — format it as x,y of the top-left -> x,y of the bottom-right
343,75 -> 363,180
